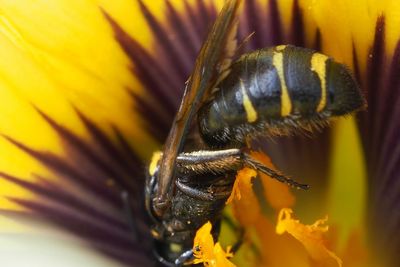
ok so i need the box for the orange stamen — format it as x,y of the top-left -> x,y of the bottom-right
193,221 -> 236,267
276,208 -> 343,267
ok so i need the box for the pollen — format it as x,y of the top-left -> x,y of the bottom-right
276,208 -> 343,267
193,221 -> 236,267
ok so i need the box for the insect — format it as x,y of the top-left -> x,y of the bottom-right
144,0 -> 365,266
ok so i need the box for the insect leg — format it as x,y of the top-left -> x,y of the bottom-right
121,191 -> 140,242
152,251 -> 176,267
175,179 -> 232,201
176,148 -> 309,190
176,148 -> 244,175
242,155 -> 310,190
174,249 -> 194,267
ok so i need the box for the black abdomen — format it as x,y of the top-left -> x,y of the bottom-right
199,45 -> 364,147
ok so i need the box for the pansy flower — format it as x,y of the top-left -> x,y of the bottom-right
0,0 -> 399,267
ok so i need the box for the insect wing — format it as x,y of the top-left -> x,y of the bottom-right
153,0 -> 241,215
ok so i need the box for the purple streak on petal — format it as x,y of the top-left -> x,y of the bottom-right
352,43 -> 362,83
375,51 -> 400,194
371,41 -> 400,258
128,89 -> 173,143
76,109 -> 143,176
1,105 -> 155,264
104,12 -> 180,115
8,197 -> 137,247
268,0 -> 284,46
238,0 -> 314,55
0,172 -> 129,232
74,108 -> 144,192
0,209 -> 151,266
360,17 -> 385,191
289,0 -> 305,46
244,0 -> 264,49
104,2 -> 218,141
111,125 -> 149,166
365,16 -> 385,168
314,29 -> 321,52
37,108 -> 141,194
196,0 -> 212,34
358,16 -> 400,265
165,1 -> 199,60
375,43 -> 400,182
183,0 -> 205,43
2,135 -> 121,208
137,0 -> 192,79
4,199 -> 153,266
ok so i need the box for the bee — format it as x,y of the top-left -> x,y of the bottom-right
144,0 -> 365,266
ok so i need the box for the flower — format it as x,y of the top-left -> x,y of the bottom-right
0,0 -> 399,266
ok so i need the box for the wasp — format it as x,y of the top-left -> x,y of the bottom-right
144,0 -> 365,266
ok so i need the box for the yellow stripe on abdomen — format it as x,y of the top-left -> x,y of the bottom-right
311,53 -> 329,112
273,50 -> 292,116
240,79 -> 258,122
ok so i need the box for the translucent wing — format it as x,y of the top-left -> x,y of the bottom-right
153,0 -> 241,215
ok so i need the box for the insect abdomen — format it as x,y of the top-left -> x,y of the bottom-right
198,45 -> 364,147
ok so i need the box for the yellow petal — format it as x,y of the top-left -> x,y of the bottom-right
0,0 -> 158,154
0,0 -> 161,214
327,117 -> 367,248
308,0 -> 374,68
304,0 -> 400,72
